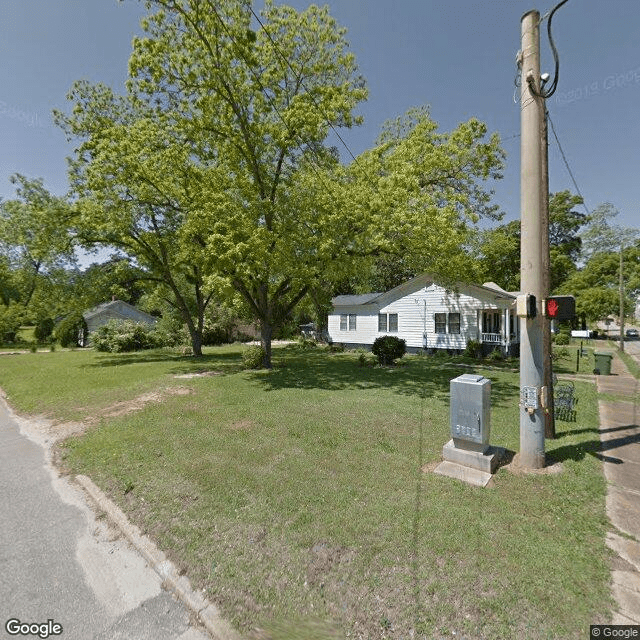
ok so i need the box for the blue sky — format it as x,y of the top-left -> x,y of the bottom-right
1,0 -> 638,233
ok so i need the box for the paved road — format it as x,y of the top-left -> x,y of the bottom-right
0,399 -> 209,640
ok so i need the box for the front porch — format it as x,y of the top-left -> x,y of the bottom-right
479,308 -> 519,356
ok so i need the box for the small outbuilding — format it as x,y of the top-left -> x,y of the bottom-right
83,300 -> 157,344
328,273 -> 519,356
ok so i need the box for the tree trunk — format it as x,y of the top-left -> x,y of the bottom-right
260,321 -> 273,369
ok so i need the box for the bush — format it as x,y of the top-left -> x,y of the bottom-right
358,351 -> 377,368
372,335 -> 406,366
54,312 -> 87,348
554,332 -> 570,345
487,347 -> 505,362
91,319 -> 160,353
242,344 -> 266,369
34,317 -> 55,342
0,305 -> 23,344
464,339 -> 482,359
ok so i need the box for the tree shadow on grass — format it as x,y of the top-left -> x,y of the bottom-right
548,425 -> 640,465
248,347 -> 520,403
87,348 -> 245,375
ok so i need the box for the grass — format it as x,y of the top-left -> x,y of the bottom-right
0,345 -> 613,639
617,346 -> 640,379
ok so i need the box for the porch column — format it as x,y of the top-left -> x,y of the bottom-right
504,308 -> 511,353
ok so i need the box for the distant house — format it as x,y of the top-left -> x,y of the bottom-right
328,273 -> 519,356
83,300 -> 158,344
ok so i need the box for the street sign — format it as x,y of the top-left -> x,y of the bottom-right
545,295 -> 576,321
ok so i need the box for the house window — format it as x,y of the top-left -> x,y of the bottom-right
340,314 -> 357,331
448,313 -> 460,334
435,313 -> 447,334
378,313 -> 398,333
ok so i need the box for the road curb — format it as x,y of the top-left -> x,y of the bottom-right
75,474 -> 241,640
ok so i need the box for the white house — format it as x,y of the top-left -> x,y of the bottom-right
328,274 -> 519,356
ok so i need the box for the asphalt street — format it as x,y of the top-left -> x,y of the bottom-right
0,399 -> 209,640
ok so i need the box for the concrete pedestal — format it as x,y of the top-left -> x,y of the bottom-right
434,440 -> 498,488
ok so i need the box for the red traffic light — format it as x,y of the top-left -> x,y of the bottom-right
545,296 -> 575,320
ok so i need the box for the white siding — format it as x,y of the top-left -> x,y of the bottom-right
327,305 -> 378,345
329,283 -> 515,350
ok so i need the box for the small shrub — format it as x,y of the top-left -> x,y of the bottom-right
55,312 -> 87,348
487,348 -> 505,362
0,305 -> 23,344
551,346 -> 570,361
464,339 -> 482,359
296,335 -> 318,350
324,343 -> 345,353
242,344 -> 266,369
91,319 -> 160,353
358,352 -> 377,368
372,335 -> 406,366
34,317 -> 55,342
29,342 -> 38,353
554,332 -> 570,345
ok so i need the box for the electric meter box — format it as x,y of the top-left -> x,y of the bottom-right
450,374 -> 491,452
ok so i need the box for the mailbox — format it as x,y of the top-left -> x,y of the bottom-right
450,374 -> 491,452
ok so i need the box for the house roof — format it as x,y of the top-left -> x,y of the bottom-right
332,293 -> 382,307
83,300 -> 157,323
331,274 -> 517,309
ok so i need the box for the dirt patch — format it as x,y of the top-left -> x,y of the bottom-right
84,387 -> 193,424
173,371 -> 224,379
5,386 -> 194,446
230,420 -> 254,431
505,452 -> 564,475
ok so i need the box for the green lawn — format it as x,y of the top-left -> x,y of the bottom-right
0,345 -> 612,639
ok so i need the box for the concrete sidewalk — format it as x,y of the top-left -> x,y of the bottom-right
595,351 -> 640,624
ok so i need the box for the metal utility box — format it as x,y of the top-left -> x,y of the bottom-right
450,374 -> 491,451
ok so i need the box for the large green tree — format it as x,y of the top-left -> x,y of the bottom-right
0,174 -> 75,315
474,190 -> 587,292
58,0 -> 368,365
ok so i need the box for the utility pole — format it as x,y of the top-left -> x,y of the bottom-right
541,107 -> 555,439
519,10 -> 546,469
620,243 -> 625,352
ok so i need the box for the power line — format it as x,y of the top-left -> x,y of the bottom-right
546,110 -> 590,216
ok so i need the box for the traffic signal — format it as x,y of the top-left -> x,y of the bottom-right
545,295 -> 575,321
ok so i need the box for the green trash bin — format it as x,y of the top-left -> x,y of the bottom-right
594,351 -> 613,375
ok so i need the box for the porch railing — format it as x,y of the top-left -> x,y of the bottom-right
481,333 -> 503,344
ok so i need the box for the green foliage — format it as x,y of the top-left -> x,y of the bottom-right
463,339 -> 482,359
0,305 -> 24,344
0,174 -> 75,310
152,313 -> 189,348
34,317 -> 55,342
90,319 -> 161,353
554,331 -> 571,346
54,312 -> 87,348
487,347 -> 505,361
358,351 -> 377,368
372,335 -> 406,366
242,344 -> 266,369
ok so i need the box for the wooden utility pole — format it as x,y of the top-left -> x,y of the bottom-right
519,10 -> 546,469
541,108 -> 555,439
620,244 -> 625,352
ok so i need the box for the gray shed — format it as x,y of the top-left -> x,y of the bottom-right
83,300 -> 158,344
